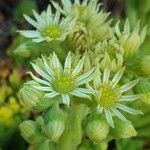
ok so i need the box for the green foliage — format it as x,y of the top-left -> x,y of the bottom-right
116,139 -> 143,150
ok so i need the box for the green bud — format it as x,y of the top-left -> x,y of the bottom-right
110,118 -> 137,139
43,107 -> 65,143
140,56 -> 150,76
18,81 -> 51,110
19,120 -> 44,144
135,78 -> 150,104
85,114 -> 109,144
123,32 -> 140,59
118,21 -> 146,60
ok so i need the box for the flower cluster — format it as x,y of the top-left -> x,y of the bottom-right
18,0 -> 148,149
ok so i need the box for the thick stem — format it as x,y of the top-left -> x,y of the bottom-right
58,102 -> 90,150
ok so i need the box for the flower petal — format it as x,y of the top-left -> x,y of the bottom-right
33,86 -> 53,92
45,91 -> 59,98
73,88 -> 93,94
18,30 -> 40,38
119,79 -> 139,93
28,72 -> 50,86
54,10 -> 61,24
46,5 -> 53,24
33,37 -> 44,42
104,109 -> 114,127
94,69 -> 101,89
103,67 -> 110,82
51,1 -> 66,15
33,10 -> 45,28
64,52 -> 71,74
72,57 -> 84,76
52,52 -> 60,69
76,68 -> 95,86
96,105 -> 103,113
115,104 -> 143,115
31,63 -> 51,82
62,94 -> 70,106
24,14 -> 38,28
120,95 -> 140,101
110,67 -> 125,88
41,55 -> 54,77
71,90 -> 91,99
110,107 -> 128,121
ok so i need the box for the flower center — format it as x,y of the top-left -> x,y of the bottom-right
54,75 -> 75,94
99,83 -> 121,107
42,25 -> 61,39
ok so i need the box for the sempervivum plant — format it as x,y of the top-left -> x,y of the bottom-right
18,0 -> 149,150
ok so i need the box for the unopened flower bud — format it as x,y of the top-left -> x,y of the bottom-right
18,81 -> 49,110
110,118 -> 137,139
123,33 -> 140,59
19,120 -> 44,144
85,114 -> 109,144
43,107 -> 65,142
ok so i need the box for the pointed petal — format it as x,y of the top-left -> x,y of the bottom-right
96,105 -> 103,113
54,10 -> 61,24
28,72 -> 50,86
41,55 -> 53,77
51,1 -> 66,15
52,52 -> 60,69
115,104 -> 143,115
104,109 -> 114,128
121,95 -> 140,101
45,91 -> 59,98
33,86 -> 53,92
31,63 -> 51,82
72,57 -> 84,76
64,52 -> 71,74
33,37 -> 44,42
110,67 -> 125,88
71,90 -> 91,99
110,107 -> 128,121
115,21 -> 121,37
103,67 -> 110,82
119,79 -> 139,93
46,5 -> 53,24
94,69 -> 101,89
24,14 -> 38,28
18,30 -> 40,38
62,94 -> 70,106
76,68 -> 95,86
33,10 -> 45,28
124,19 -> 130,33
73,88 -> 93,94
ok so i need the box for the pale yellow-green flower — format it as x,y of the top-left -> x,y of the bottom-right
28,52 -> 95,106
19,5 -> 73,42
89,67 -> 142,127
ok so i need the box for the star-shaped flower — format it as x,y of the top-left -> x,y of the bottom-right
90,67 -> 143,127
28,52 -> 95,106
